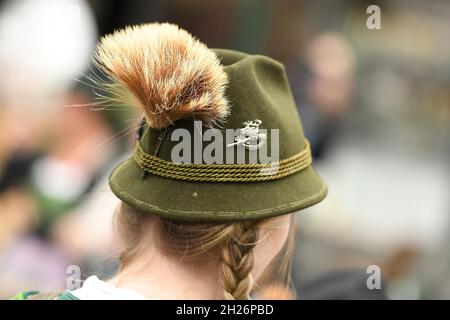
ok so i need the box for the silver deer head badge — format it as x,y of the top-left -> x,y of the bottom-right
227,119 -> 267,150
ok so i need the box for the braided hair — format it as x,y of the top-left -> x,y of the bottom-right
116,203 -> 293,300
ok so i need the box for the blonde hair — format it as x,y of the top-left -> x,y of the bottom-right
115,203 -> 297,300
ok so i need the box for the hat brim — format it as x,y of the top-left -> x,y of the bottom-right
109,157 -> 327,222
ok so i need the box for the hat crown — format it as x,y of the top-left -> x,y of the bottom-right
140,49 -> 307,165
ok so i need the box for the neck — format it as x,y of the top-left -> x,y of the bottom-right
108,250 -> 222,299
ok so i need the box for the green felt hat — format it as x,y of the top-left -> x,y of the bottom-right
99,23 -> 327,222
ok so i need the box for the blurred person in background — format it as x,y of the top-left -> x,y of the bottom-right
30,93 -> 115,235
0,0 -> 104,298
298,33 -> 355,159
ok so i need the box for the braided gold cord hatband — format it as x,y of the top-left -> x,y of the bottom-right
134,141 -> 312,182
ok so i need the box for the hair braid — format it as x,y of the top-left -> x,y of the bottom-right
220,222 -> 259,300
117,205 -> 297,300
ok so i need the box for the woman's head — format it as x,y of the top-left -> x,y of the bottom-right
115,203 -> 296,300
92,23 -> 327,299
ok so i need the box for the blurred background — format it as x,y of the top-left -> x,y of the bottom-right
0,0 -> 448,299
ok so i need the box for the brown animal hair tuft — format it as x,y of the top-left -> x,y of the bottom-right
93,23 -> 229,128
